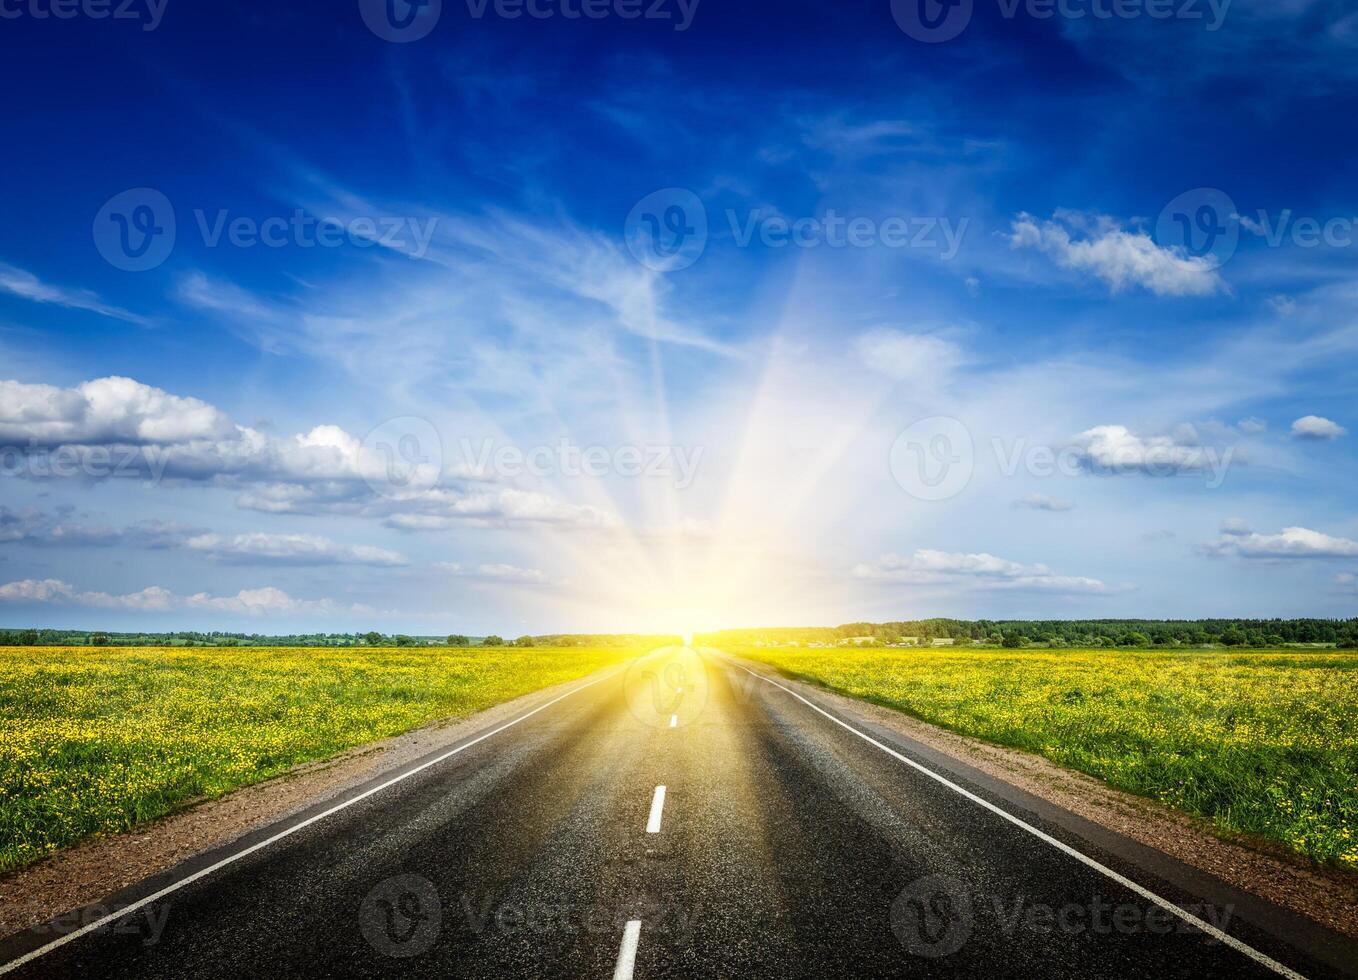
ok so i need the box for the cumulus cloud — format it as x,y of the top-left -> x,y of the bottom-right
1013,493 -> 1074,512
1202,526 -> 1358,559
1068,425 -> 1237,481
1009,211 -> 1224,297
1291,415 -> 1347,440
1238,417 -> 1268,434
0,579 -> 365,615
851,549 -> 1125,594
0,375 -> 617,533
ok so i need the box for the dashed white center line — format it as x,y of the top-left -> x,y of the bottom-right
612,920 -> 642,980
646,785 -> 667,833
669,714 -> 678,728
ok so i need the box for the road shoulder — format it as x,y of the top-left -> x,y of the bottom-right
727,656 -> 1358,949
0,670 -> 611,943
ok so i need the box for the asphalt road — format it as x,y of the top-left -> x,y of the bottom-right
2,647 -> 1354,979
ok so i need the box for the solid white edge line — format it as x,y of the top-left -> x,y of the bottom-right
612,919 -> 642,980
646,785 -> 667,834
0,670 -> 617,977
727,660 -> 1308,980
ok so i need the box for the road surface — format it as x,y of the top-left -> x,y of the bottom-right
2,647 -> 1354,979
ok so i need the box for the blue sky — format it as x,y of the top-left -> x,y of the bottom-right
1,0 -> 1357,633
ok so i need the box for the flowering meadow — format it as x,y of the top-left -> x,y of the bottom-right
737,646 -> 1358,871
0,645 -> 633,872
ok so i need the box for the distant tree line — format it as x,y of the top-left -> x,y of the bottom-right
707,618 -> 1358,649
9,620 -> 1346,650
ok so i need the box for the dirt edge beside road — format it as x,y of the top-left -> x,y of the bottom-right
762,666 -> 1358,941
0,673 -> 597,942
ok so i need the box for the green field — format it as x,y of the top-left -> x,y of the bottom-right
0,645 -> 635,873
736,645 -> 1358,871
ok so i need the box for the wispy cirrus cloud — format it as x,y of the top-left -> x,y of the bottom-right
0,578 -> 368,615
0,262 -> 149,326
183,532 -> 408,567
852,549 -> 1126,594
437,561 -> 549,584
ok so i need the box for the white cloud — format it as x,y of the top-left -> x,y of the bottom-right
1013,493 -> 1074,512
854,329 -> 963,385
1291,415 -> 1347,440
437,562 -> 548,584
1266,295 -> 1297,316
184,532 -> 408,567
0,578 -> 366,615
1219,517 -> 1254,537
1203,526 -> 1358,559
0,375 -> 618,533
1069,424 -> 1237,477
851,549 -> 1124,594
1009,211 -> 1224,297
0,376 -> 235,446
1237,417 -> 1268,434
0,262 -> 148,325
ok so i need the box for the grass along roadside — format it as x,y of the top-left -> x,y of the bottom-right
0,644 -> 637,873
734,646 -> 1358,871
